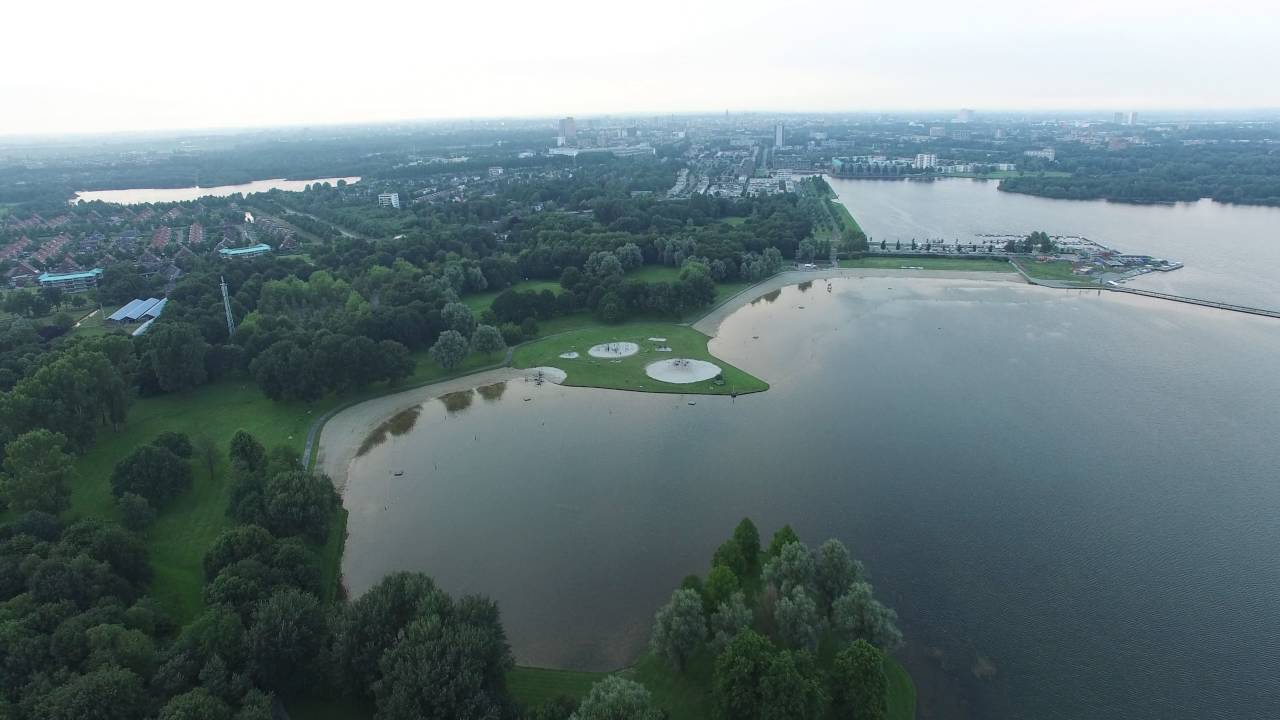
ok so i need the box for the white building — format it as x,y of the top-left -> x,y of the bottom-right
558,116 -> 577,146
488,167 -> 504,177
1023,148 -> 1056,161
913,153 -> 938,169
774,122 -> 785,147
378,192 -> 401,209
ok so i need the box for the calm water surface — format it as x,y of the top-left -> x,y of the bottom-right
828,177 -> 1280,311
342,279 -> 1280,720
73,176 -> 360,204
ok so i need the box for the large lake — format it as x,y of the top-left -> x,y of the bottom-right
340,279 -> 1280,720
828,177 -> 1280,312
72,176 -> 360,205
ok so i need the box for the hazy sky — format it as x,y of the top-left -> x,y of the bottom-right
4,0 -> 1277,135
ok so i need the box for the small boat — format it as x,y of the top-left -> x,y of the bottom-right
393,470 -> 404,477
688,401 -> 696,406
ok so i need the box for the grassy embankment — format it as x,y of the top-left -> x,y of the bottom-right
840,256 -> 1014,272
953,170 -> 1073,180
512,322 -> 767,396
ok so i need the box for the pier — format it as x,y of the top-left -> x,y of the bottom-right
1106,286 -> 1280,319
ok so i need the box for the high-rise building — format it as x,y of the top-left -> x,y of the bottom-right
957,108 -> 975,123
377,192 -> 400,209
1126,111 -> 1138,126
558,117 -> 578,146
913,154 -> 938,169
774,122 -> 784,147
1113,112 -> 1125,124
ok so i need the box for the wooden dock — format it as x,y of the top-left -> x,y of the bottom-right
1107,286 -> 1280,319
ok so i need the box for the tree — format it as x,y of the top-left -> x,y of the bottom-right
759,650 -> 825,720
831,582 -> 903,650
1,429 -> 74,514
35,666 -> 147,720
650,587 -> 705,671
710,591 -> 753,655
145,322 -> 210,392
813,538 -> 863,616
332,572 -> 451,699
85,623 -> 156,676
116,493 -> 156,531
261,470 -> 338,543
584,251 -> 624,279
152,431 -> 194,458
372,595 -> 513,720
429,330 -> 469,370
442,302 -> 478,337
763,541 -> 814,596
109,444 -> 193,506
704,564 -> 740,614
471,324 -> 506,355
159,688 -> 233,720
572,676 -> 662,720
732,518 -> 761,576
248,588 -> 327,692
774,586 -> 822,651
616,243 -> 644,272
767,525 -> 799,558
831,640 -> 888,720
377,340 -> 415,384
713,629 -> 776,720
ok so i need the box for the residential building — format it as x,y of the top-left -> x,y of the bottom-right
913,154 -> 938,169
38,268 -> 103,293
929,126 -> 947,138
488,167 -> 504,177
378,192 -> 401,209
1126,111 -> 1138,126
218,243 -> 272,260
774,122 -> 785,147
1024,147 -> 1056,161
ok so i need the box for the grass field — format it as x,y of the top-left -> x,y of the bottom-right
840,256 -> 1014,272
68,348 -> 505,623
719,216 -> 747,226
507,667 -> 608,708
1011,257 -> 1098,286
957,170 -> 1073,179
511,322 -> 768,396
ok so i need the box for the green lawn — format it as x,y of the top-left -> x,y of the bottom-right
957,170 -> 1073,179
719,216 -> 747,226
840,256 -> 1014,272
69,348 -> 506,623
511,322 -> 768,396
508,667 -> 608,708
1011,257 -> 1098,285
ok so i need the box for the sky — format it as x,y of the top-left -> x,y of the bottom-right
4,0 -> 1278,136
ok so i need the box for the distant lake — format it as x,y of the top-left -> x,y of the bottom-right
337,278 -> 1280,720
72,176 -> 360,205
828,177 -> 1280,312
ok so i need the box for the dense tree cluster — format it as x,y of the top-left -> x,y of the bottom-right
649,519 -> 901,720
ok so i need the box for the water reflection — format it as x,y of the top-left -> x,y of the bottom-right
477,382 -> 507,402
356,405 -> 422,456
439,389 -> 476,414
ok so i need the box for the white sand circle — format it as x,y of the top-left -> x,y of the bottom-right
648,337 -> 667,342
558,351 -> 579,359
588,342 -> 638,358
645,358 -> 721,384
527,367 -> 567,384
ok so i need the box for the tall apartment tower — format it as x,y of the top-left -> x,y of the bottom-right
774,122 -> 784,147
558,117 -> 578,146
1126,112 -> 1138,126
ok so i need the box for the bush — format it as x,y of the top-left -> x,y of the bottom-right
110,445 -> 193,507
117,493 -> 156,531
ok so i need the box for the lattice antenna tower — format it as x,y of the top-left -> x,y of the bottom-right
220,276 -> 235,337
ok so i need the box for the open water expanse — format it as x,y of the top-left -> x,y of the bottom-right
72,176 -> 359,204
341,278 -> 1280,719
828,177 -> 1280,312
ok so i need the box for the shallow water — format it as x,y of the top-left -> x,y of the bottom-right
340,278 -> 1280,719
828,177 -> 1280,312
